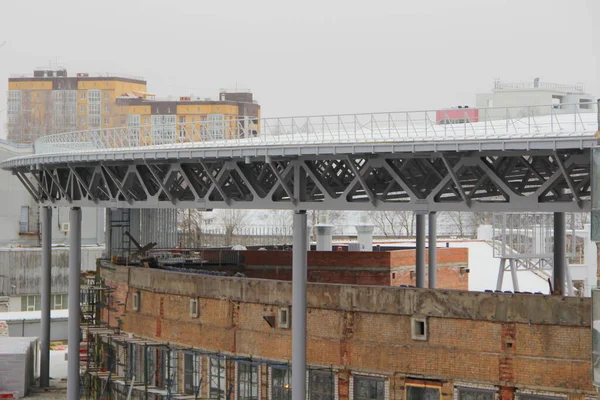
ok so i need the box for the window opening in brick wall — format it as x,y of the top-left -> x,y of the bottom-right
406,384 -> 440,400
272,366 -> 292,400
184,352 -> 202,396
278,307 -> 290,329
456,387 -> 495,400
411,317 -> 428,341
210,356 -> 227,399
190,298 -> 199,318
133,292 -> 140,311
519,395 -> 564,400
309,369 -> 335,400
354,375 -> 385,400
127,343 -> 142,383
237,361 -> 259,400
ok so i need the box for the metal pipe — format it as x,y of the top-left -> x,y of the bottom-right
40,206 -> 52,388
428,212 -> 437,288
68,207 -> 82,400
292,210 -> 307,400
415,213 -> 426,288
496,259 -> 506,291
553,212 -> 566,295
510,260 -> 520,292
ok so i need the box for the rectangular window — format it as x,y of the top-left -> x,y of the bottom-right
127,114 -> 141,146
184,353 -> 202,395
19,205 -> 29,233
456,387 -> 495,400
7,90 -> 22,115
309,370 -> 334,400
127,343 -> 141,382
151,114 -> 176,145
80,92 -> 86,100
406,385 -> 440,400
207,113 -> 225,140
272,367 -> 292,400
104,91 -> 110,100
519,395 -> 563,400
51,294 -> 68,310
354,375 -> 385,400
21,295 -> 41,311
237,362 -> 259,400
209,356 -> 226,399
104,117 -> 110,126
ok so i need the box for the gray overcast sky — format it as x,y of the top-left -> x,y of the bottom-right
0,0 -> 598,138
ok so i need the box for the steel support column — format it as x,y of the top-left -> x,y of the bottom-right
40,206 -> 52,388
292,210 -> 308,400
496,258 -> 506,291
416,213 -> 426,288
553,212 -> 566,295
428,212 -> 437,288
68,207 -> 82,400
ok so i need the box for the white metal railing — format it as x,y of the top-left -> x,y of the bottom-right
493,80 -> 586,93
33,102 -> 598,155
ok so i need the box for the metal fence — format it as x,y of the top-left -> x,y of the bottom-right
34,102 -> 598,154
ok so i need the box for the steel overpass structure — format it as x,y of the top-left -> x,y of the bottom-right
2,102 -> 599,400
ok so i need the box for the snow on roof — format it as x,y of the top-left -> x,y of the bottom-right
0,309 -> 69,322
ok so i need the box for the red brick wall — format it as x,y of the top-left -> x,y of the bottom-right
389,248 -> 469,290
101,265 -> 595,399
243,248 -> 468,288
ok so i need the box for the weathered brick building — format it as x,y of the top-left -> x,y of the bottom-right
86,249 -> 594,400
242,249 -> 469,289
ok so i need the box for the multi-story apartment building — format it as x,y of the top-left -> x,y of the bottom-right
7,68 -> 261,145
7,68 -> 147,143
115,91 -> 260,145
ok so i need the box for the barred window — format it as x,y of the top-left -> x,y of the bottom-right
354,375 -> 385,400
406,385 -> 440,400
237,362 -> 259,400
272,367 -> 292,400
519,395 -> 563,400
309,370 -> 334,400
184,353 -> 202,395
456,387 -> 495,400
210,356 -> 226,399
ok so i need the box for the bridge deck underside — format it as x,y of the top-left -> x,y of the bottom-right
14,149 -> 591,212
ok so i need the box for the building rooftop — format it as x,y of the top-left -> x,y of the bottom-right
493,79 -> 587,93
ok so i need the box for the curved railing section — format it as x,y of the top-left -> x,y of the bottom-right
34,103 -> 599,155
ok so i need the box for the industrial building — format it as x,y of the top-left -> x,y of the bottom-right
79,254 -> 594,399
1,75 -> 598,400
6,68 -> 261,144
475,79 -> 596,120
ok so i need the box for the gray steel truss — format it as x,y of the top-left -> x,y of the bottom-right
6,147 -> 592,212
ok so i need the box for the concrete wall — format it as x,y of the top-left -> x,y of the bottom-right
0,247 -> 104,298
100,264 -> 594,397
0,140 -> 105,246
0,337 -> 38,398
5,318 -> 68,341
0,142 -> 37,246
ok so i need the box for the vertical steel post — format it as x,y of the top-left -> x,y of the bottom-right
40,206 -> 52,388
510,259 -> 520,292
68,207 -> 82,400
428,212 -> 437,288
292,210 -> 308,400
496,258 -> 506,291
553,212 -> 566,295
415,213 -> 426,288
